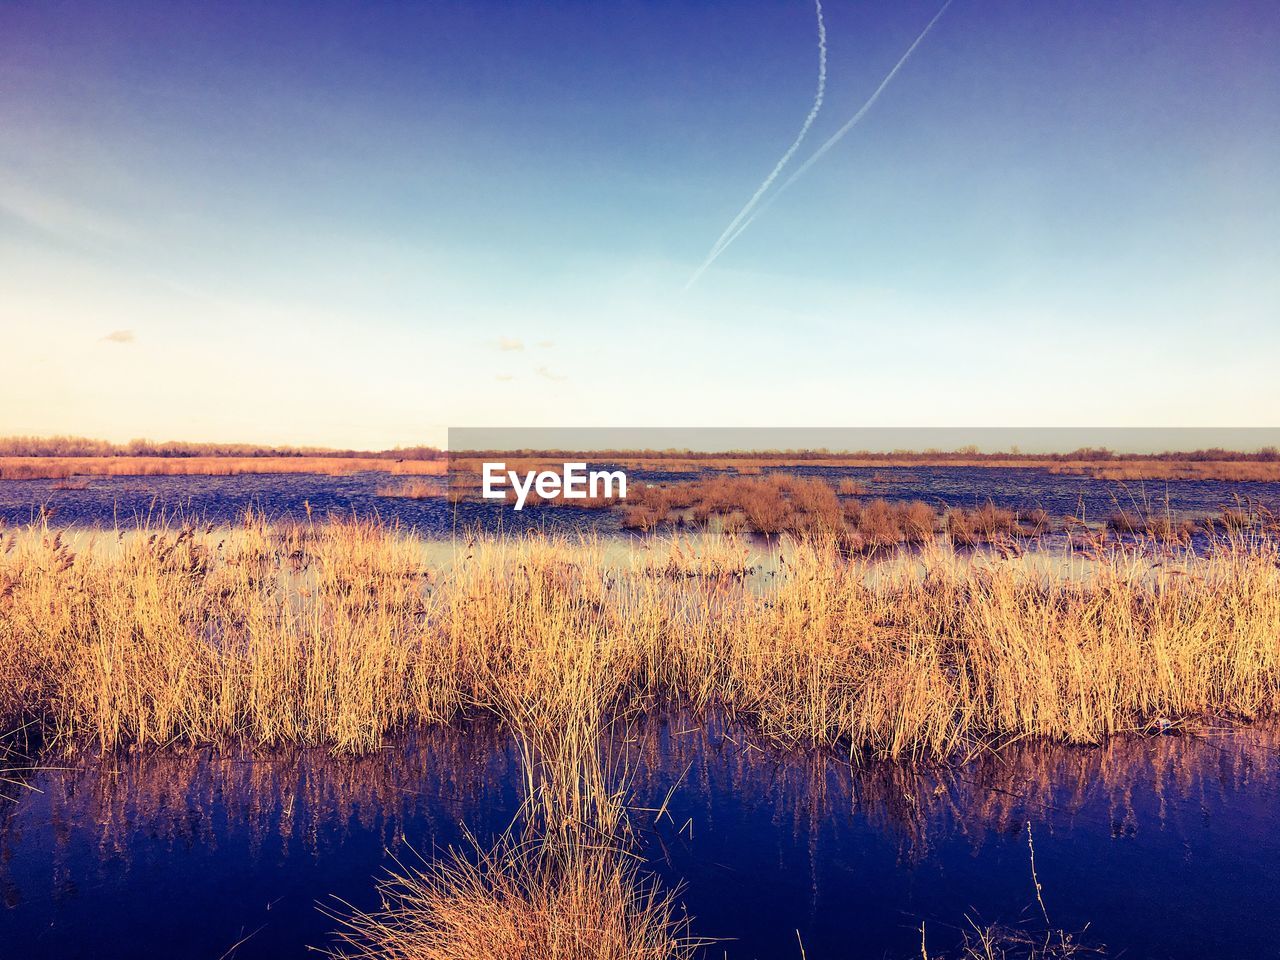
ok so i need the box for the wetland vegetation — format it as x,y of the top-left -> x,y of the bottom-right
4,516 -> 1279,759
3,453 -> 1280,958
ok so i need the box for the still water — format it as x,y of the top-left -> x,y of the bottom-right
2,466 -> 1279,532
3,715 -> 1278,959
4,469 -> 1279,956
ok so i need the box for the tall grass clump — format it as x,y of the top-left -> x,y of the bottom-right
330,710 -> 689,960
329,700 -> 695,960
329,832 -> 690,960
326,572 -> 695,960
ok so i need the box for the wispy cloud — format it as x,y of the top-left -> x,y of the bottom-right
536,365 -> 567,382
536,339 -> 555,348
495,337 -> 525,351
495,374 -> 514,382
0,173 -> 134,246
101,329 -> 136,344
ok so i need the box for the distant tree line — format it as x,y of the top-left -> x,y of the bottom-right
5,436 -> 1276,463
0,436 -> 444,460
452,446 -> 1280,462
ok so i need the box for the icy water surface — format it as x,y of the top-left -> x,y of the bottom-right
3,716 -> 1279,959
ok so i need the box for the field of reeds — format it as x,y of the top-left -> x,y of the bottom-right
0,435 -> 443,460
3,516 -> 1279,760
1050,460 -> 1280,482
446,464 -> 1276,550
7,440 -> 1278,483
443,468 -> 1045,546
376,478 -> 448,499
5,517 -> 1273,958
0,456 -> 447,480
447,444 -> 1280,480
615,473 -> 1049,549
445,454 -> 1136,481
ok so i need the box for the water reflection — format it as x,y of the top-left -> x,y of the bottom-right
625,714 -> 1277,859
1,724 -> 520,896
3,716 -> 1278,958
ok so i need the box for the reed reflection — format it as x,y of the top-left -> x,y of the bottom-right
4,715 -> 1274,912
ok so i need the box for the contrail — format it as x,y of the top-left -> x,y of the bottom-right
688,0 -> 953,286
685,0 -> 828,290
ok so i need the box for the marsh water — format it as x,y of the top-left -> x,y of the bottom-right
3,465 -> 1279,534
4,468 -> 1280,958
3,715 -> 1280,959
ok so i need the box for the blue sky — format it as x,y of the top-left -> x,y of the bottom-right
2,1 -> 1277,448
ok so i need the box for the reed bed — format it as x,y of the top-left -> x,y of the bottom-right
377,479 -> 447,499
450,448 -> 1280,476
9,518 -> 1248,958
620,474 -> 1044,550
1050,461 -> 1280,482
0,456 -> 446,480
0,435 -> 442,459
2,518 -> 1279,762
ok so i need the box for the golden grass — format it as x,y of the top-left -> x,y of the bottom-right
618,475 -> 1050,549
0,435 -> 442,459
636,533 -> 756,579
377,479 -> 447,499
450,450 -> 1280,477
622,475 -> 843,535
0,456 -> 447,480
323,534 -> 695,960
1050,461 -> 1280,482
3,517 -> 1280,762
327,680 -> 694,960
445,456 -> 1038,483
329,837 -> 690,960
8,440 -> 1277,482
328,690 -> 691,959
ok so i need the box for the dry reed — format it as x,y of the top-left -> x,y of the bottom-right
0,456 -> 446,480
3,517 -> 1279,762
377,479 -> 447,499
324,550 -> 695,960
328,835 -> 690,960
1050,461 -> 1280,482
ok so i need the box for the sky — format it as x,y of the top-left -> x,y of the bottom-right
1,0 -> 1278,449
